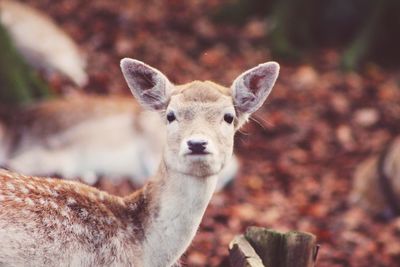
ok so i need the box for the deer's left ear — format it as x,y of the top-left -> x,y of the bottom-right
231,62 -> 279,114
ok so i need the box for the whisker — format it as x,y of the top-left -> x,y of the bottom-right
238,129 -> 250,136
250,114 -> 274,130
249,116 -> 265,130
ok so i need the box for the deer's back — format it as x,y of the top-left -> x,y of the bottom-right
0,169 -> 141,266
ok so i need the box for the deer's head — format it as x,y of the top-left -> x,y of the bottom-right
121,59 -> 279,177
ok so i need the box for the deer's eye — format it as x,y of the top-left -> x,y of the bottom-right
224,113 -> 234,124
167,111 -> 176,123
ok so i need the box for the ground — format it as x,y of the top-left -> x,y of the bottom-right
18,0 -> 400,266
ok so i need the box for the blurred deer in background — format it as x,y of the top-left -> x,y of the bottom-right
0,95 -> 169,184
0,0 -> 88,86
0,58 -> 279,266
0,94 -> 238,191
351,137 -> 400,218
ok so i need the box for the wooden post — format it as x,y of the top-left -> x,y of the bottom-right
229,235 -> 264,267
229,227 -> 319,267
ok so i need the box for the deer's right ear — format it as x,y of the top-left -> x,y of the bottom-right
120,58 -> 172,110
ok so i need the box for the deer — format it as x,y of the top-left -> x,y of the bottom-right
351,137 -> 400,219
0,58 -> 279,266
0,94 -> 238,190
0,0 -> 88,86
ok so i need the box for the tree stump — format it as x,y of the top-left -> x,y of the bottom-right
229,235 -> 264,267
229,227 -> 319,267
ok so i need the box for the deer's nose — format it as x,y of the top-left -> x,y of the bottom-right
187,140 -> 208,154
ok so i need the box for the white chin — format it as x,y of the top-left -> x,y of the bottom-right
180,155 -> 221,177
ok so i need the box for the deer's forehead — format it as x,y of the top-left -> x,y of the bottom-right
171,81 -> 232,105
168,81 -> 234,120
174,81 -> 231,100
172,103 -> 233,122
169,94 -> 234,118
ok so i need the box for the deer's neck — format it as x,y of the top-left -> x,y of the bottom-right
130,160 -> 218,266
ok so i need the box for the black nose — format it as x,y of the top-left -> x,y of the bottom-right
187,140 -> 208,153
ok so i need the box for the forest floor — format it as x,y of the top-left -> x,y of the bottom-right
22,0 -> 400,266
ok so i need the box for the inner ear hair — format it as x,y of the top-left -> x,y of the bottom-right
132,67 -> 157,90
232,62 -> 279,114
120,58 -> 172,110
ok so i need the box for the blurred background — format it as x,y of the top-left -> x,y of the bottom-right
1,0 -> 400,266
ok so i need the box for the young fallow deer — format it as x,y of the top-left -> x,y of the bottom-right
0,58 -> 279,266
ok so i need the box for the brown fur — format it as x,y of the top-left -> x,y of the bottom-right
176,81 -> 231,101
